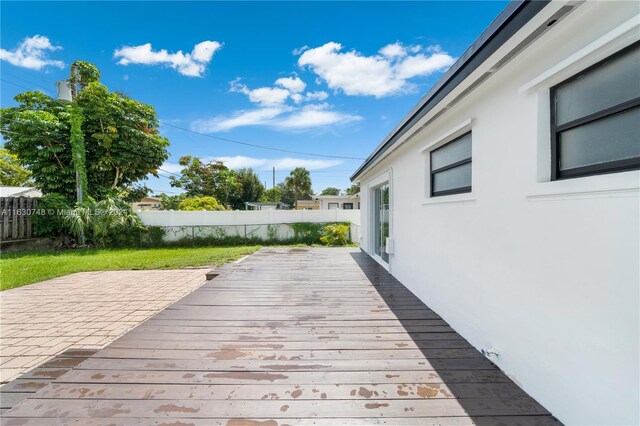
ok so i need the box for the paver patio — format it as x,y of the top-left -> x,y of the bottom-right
1,248 -> 560,424
0,269 -> 206,384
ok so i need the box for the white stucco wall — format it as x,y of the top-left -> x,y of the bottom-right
358,2 -> 639,425
138,209 -> 361,242
315,196 -> 360,210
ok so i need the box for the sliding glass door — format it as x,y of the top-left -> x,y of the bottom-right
373,183 -> 390,264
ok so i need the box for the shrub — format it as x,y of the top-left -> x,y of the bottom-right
320,224 -> 350,246
32,193 -> 71,238
140,226 -> 166,246
64,197 -> 146,247
178,196 -> 225,211
289,222 -> 325,245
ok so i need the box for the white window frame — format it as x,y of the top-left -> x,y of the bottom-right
521,15 -> 640,201
418,119 -> 477,206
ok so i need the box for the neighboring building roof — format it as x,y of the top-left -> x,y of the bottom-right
296,200 -> 319,205
351,0 -> 549,181
0,186 -> 42,197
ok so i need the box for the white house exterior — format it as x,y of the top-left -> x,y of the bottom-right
314,194 -> 360,210
352,2 -> 639,425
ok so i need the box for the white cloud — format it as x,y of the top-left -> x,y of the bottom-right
231,76 -> 307,106
395,53 -> 458,80
196,73 -> 360,132
379,42 -> 407,58
163,156 -> 340,173
275,104 -> 361,130
113,40 -> 222,77
230,79 -> 291,106
275,76 -> 306,93
0,35 -> 64,70
297,42 -> 456,97
305,91 -> 329,101
292,45 -> 309,55
291,90 -> 328,104
193,103 -> 360,132
191,41 -> 220,62
192,106 -> 291,132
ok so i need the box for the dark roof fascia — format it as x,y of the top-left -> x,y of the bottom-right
350,0 -> 550,181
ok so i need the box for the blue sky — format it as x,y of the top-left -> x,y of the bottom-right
1,1 -> 508,194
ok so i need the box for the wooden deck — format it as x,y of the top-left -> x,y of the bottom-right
2,247 -> 560,425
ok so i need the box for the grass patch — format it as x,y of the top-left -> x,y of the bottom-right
0,245 -> 261,291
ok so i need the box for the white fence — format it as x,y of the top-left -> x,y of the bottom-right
137,210 -> 360,243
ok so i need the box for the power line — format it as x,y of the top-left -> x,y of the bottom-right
1,74 -> 54,94
157,168 -> 180,177
0,78 -> 47,93
159,121 -> 365,161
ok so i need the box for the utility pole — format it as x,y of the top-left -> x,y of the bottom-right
272,167 -> 275,189
58,63 -> 86,245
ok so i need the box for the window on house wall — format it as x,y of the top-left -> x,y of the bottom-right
551,42 -> 640,180
328,203 -> 339,209
343,203 -> 354,210
430,132 -> 472,196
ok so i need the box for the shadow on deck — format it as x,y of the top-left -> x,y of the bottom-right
350,250 -> 561,425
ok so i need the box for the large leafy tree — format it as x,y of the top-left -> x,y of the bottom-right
235,168 -> 265,209
320,187 -> 340,196
169,156 -> 240,208
170,158 -> 267,210
283,167 -> 313,207
0,148 -> 31,186
0,61 -> 169,202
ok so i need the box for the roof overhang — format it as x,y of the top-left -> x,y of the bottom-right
351,0 -> 551,181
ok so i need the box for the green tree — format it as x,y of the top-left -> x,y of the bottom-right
234,168 -> 265,209
261,186 -> 282,203
320,187 -> 341,196
283,167 -> 313,208
169,156 -> 240,208
159,193 -> 187,210
178,196 -> 226,211
0,148 -> 31,186
120,184 -> 152,203
345,183 -> 360,196
0,61 -> 169,202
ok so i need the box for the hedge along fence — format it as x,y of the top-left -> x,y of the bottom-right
140,222 -> 354,247
137,210 -> 361,246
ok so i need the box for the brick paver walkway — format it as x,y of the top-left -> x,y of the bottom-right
0,269 -> 206,384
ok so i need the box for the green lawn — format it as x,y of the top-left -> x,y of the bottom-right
0,246 -> 261,291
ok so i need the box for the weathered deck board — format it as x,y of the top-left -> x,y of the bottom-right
2,247 -> 560,424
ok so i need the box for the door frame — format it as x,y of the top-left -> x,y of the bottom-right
368,169 -> 393,271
